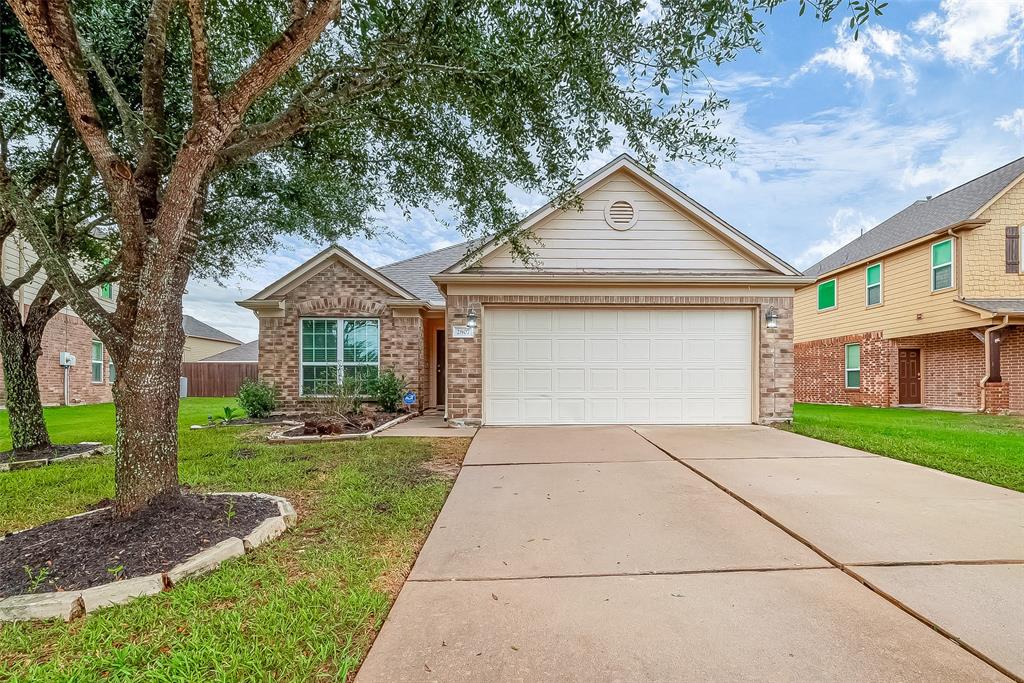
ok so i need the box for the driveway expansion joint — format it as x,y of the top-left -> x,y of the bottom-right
408,565 -> 833,583
631,428 -> 1021,683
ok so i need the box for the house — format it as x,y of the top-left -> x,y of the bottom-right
1,231 -> 245,405
181,315 -> 243,362
239,155 -> 806,425
794,156 -> 1024,414
1,233 -> 119,406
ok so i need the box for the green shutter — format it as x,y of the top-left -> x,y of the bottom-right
817,280 -> 836,310
932,240 -> 952,266
866,264 -> 881,286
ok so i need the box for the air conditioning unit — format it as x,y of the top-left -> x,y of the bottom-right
59,352 -> 77,367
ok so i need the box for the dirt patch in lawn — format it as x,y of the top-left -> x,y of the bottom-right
0,443 -> 98,466
420,438 -> 472,480
0,493 -> 277,597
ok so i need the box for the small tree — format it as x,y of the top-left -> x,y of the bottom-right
4,0 -> 880,515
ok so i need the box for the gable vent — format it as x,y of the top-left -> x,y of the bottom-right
605,199 -> 638,230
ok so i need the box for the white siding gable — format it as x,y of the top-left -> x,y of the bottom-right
479,170 -> 760,271
2,231 -> 118,315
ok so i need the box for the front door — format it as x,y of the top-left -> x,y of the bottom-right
435,329 -> 446,406
898,349 -> 921,405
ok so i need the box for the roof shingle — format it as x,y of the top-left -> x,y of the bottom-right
377,239 -> 485,303
183,315 -> 242,344
805,156 -> 1024,278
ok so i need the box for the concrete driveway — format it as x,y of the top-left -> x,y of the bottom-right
357,425 -> 1023,682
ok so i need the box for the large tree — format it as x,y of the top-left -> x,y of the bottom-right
3,0 -> 880,515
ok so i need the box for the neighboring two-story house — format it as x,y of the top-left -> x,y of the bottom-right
795,156 -> 1024,414
1,233 -> 242,406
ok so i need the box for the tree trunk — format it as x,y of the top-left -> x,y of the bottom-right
0,295 -> 51,453
111,296 -> 188,516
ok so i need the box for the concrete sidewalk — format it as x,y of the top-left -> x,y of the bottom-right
357,425 -> 1021,681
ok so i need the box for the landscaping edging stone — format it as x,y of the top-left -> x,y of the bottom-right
0,442 -> 112,472
0,492 -> 296,623
266,411 -> 418,443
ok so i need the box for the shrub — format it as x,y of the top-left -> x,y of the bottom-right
368,367 -> 408,412
237,378 -> 278,418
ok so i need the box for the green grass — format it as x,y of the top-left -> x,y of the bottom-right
787,403 -> 1024,492
0,406 -> 470,681
0,397 -> 242,452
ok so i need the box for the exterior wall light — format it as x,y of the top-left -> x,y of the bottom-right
765,306 -> 780,330
466,307 -> 479,329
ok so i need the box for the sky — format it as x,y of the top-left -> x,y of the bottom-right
184,0 -> 1024,343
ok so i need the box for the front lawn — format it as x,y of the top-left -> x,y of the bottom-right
788,403 -> 1024,492
0,397 -> 242,451
0,410 -> 469,680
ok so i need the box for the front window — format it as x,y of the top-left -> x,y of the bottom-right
866,263 -> 882,306
931,239 -> 953,291
845,343 -> 861,389
300,318 -> 380,395
108,359 -> 116,384
91,341 -> 104,383
100,283 -> 113,299
817,279 -> 836,311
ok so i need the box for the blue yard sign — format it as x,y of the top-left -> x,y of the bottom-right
403,391 -> 417,406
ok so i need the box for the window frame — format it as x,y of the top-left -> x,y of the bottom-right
817,278 -> 837,312
930,238 -> 955,292
99,282 -> 113,300
844,343 -> 861,390
299,317 -> 381,397
108,359 -> 115,384
91,340 -> 104,384
865,262 -> 883,307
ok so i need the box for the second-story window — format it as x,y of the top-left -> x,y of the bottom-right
931,239 -> 953,291
817,279 -> 836,311
100,283 -> 113,299
866,263 -> 882,306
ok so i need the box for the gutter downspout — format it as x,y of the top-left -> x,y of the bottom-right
979,315 -> 1010,412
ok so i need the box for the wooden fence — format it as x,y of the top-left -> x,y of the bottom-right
181,362 -> 257,397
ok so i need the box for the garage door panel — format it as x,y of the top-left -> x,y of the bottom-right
556,399 -> 586,423
590,368 -> 619,391
523,369 -> 553,392
590,339 -> 618,362
522,338 -> 553,362
489,338 -> 519,362
485,307 -> 752,425
555,339 -> 586,362
489,368 -> 519,392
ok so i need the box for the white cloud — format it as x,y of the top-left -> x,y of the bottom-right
794,208 -> 878,269
996,108 -> 1024,138
913,0 -> 1024,68
796,25 -> 928,87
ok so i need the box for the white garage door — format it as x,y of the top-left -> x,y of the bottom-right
484,307 -> 752,425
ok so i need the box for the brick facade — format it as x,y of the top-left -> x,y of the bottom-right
0,308 -> 114,407
795,326 -> 1022,413
446,294 -> 794,425
256,259 -> 426,411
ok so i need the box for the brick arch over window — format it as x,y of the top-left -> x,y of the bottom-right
295,296 -> 388,317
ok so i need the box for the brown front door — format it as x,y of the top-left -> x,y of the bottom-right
435,329 -> 446,405
898,349 -> 921,404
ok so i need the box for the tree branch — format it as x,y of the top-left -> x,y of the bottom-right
79,38 -> 143,153
6,0 -> 142,235
0,164 -> 118,344
185,0 -> 216,121
219,0 -> 341,121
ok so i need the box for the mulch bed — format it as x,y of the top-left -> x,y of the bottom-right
286,411 -> 403,436
0,442 -> 97,466
0,493 -> 278,597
